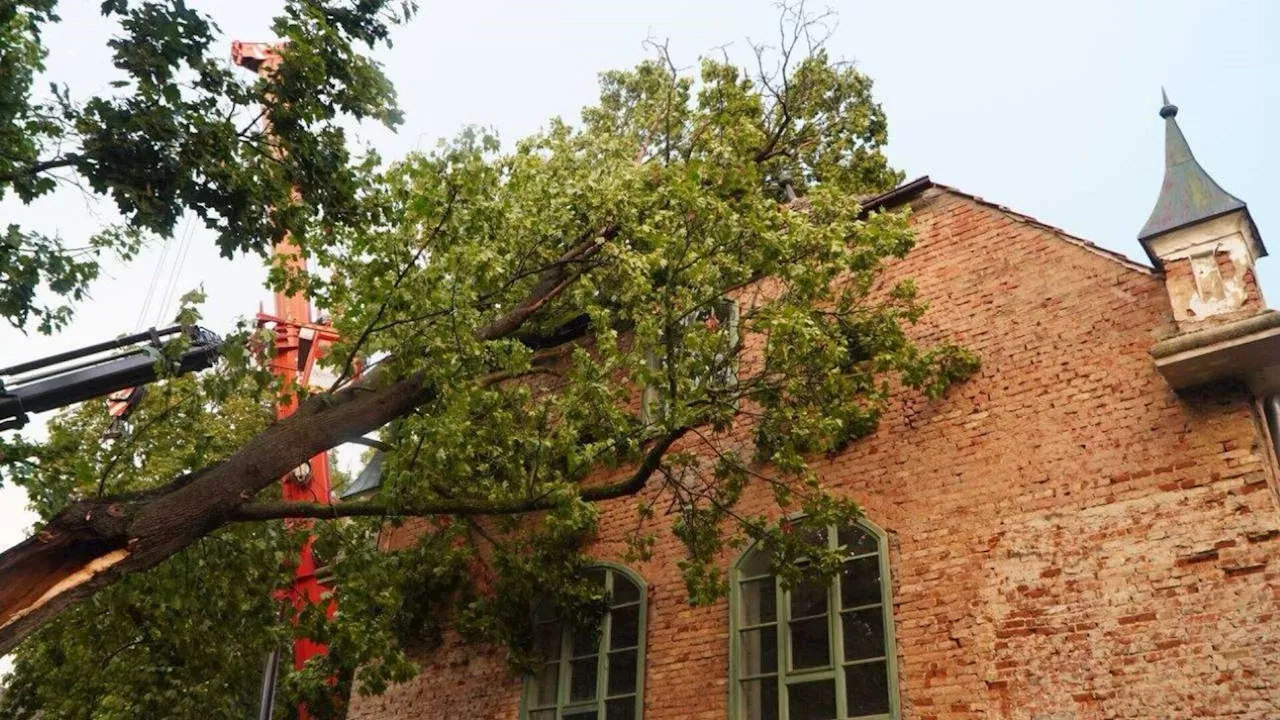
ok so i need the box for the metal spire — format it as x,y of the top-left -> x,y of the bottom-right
1138,89 -> 1247,243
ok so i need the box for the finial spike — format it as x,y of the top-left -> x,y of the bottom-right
1159,87 -> 1178,119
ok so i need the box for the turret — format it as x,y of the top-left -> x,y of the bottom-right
1144,92 -> 1280,393
1140,91 -> 1265,330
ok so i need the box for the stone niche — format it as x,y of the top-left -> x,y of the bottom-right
1147,209 -> 1265,329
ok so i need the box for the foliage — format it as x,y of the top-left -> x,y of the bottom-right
0,6 -> 979,718
0,0 -> 415,333
0,349 -> 287,718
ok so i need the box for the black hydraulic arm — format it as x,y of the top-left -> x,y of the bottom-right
0,325 -> 223,431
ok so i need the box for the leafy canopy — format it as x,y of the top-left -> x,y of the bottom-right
0,6 -> 978,718
0,0 -> 412,333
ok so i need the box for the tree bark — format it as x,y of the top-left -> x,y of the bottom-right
0,368 -> 429,656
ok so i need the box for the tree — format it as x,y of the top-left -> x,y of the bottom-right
0,4 -> 979,717
0,0 -> 411,333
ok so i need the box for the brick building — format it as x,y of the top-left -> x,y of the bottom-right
347,99 -> 1280,719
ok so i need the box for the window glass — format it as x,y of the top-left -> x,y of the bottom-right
740,679 -> 779,720
607,650 -> 638,695
740,628 -> 778,676
839,557 -> 881,609
741,577 -> 777,625
837,525 -> 877,557
524,567 -> 646,719
844,664 -> 890,717
611,604 -> 640,649
733,521 -> 896,719
841,608 -> 885,662
790,579 -> 828,618
531,663 -> 559,708
789,616 -> 830,670
788,679 -> 837,720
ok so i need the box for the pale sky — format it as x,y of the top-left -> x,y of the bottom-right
0,0 -> 1275,555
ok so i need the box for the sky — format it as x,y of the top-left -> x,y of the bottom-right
0,0 -> 1275,555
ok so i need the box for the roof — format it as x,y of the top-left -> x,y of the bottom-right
1136,96 -> 1258,259
862,176 -> 1156,276
339,451 -> 384,499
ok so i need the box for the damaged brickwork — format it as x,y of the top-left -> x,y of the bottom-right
348,186 -> 1280,720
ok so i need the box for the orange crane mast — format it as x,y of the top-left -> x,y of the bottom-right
232,40 -> 343,720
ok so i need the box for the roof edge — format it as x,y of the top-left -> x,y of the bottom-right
859,175 -> 936,216
1136,204 -> 1266,268
860,176 -> 1157,276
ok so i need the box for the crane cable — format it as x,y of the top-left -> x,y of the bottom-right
155,215 -> 197,326
134,227 -> 176,332
111,215 -> 196,437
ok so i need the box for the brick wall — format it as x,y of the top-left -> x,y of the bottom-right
348,187 -> 1280,720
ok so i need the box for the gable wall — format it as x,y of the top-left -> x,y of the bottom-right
349,188 -> 1280,720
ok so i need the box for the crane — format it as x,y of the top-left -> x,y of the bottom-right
233,39 -> 342,720
0,325 -> 223,433
0,38 -> 351,720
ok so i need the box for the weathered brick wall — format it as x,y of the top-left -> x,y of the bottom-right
348,187 -> 1280,719
1160,250 -> 1267,332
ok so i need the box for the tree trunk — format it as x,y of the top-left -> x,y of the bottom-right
0,369 -> 427,656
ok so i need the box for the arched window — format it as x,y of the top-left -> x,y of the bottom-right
730,521 -> 897,720
524,565 -> 646,720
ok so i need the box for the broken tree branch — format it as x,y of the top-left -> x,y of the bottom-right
230,426 -> 689,522
0,227 -> 621,656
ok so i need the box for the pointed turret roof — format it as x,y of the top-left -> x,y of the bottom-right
1138,90 -> 1249,244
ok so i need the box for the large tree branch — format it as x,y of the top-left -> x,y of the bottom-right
0,231 -> 618,656
474,225 -> 617,341
0,154 -> 84,183
0,367 -> 431,657
230,426 -> 690,523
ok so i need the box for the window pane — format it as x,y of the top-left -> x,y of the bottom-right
606,697 -> 637,720
568,657 -> 598,703
789,579 -> 828,618
841,608 -> 886,662
563,708 -> 598,720
845,662 -> 890,717
530,662 -> 559,707
740,577 -> 777,625
837,525 -> 878,557
533,621 -> 561,659
529,711 -> 556,720
533,599 -> 558,622
803,522 -> 829,544
787,678 -> 836,720
840,556 -> 881,609
739,627 -> 778,675
741,548 -> 774,577
789,617 -> 830,670
612,575 -> 641,605
740,678 -> 779,720
610,604 -> 640,649
572,621 -> 601,657
607,649 -> 637,696
714,298 -> 736,324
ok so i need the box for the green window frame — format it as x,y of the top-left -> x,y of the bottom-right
522,564 -> 647,720
729,520 -> 898,720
